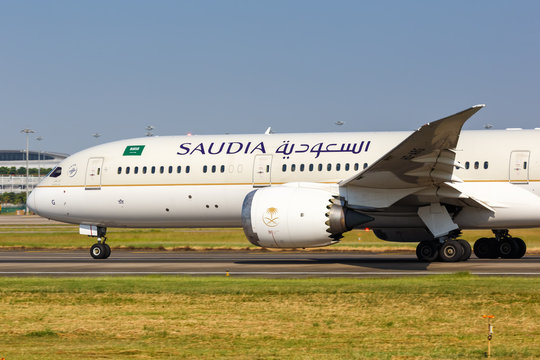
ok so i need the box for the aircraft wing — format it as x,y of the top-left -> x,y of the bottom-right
340,105 -> 485,208
341,105 -> 485,189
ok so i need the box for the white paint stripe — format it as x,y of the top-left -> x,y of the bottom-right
0,271 -> 537,276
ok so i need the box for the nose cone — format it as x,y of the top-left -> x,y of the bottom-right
27,189 -> 37,214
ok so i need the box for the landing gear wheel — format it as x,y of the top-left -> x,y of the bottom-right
90,243 -> 106,259
457,239 -> 472,261
486,238 -> 500,259
416,241 -> 439,262
499,238 -> 519,259
439,240 -> 464,262
474,238 -> 497,259
103,243 -> 111,259
513,238 -> 527,259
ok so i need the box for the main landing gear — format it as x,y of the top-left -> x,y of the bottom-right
416,229 -> 527,262
89,226 -> 111,259
416,238 -> 471,262
473,230 -> 526,259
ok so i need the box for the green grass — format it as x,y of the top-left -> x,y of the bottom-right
0,275 -> 538,359
1,224 -> 540,252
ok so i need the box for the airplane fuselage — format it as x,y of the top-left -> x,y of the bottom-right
28,129 -> 540,230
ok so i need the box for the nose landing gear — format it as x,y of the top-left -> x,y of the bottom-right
90,241 -> 111,259
88,226 -> 111,259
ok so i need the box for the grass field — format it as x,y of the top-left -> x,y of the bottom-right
0,275 -> 538,359
1,223 -> 540,253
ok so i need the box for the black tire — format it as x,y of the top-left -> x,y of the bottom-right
90,243 -> 105,259
439,240 -> 464,262
473,237 -> 496,259
103,243 -> 111,259
498,238 -> 519,259
457,239 -> 472,261
513,238 -> 527,258
486,238 -> 500,258
416,241 -> 439,262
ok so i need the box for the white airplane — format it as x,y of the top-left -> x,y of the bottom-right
27,105 -> 536,262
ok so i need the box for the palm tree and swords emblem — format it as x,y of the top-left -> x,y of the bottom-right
263,207 -> 279,227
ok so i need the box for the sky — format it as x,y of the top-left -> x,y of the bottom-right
1,1 -> 540,154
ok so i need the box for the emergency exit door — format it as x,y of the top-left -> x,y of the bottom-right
509,151 -> 530,184
252,155 -> 272,187
85,157 -> 104,189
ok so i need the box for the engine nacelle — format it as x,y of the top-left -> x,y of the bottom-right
241,183 -> 372,248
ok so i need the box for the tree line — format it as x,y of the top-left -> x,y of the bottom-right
0,167 -> 52,176
0,192 -> 27,205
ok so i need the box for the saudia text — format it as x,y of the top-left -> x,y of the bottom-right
177,141 -> 370,159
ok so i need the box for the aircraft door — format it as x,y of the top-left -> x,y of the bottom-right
252,155 -> 272,187
85,157 -> 104,189
509,151 -> 530,184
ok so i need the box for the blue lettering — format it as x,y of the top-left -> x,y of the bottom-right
177,143 -> 191,155
227,142 -> 243,154
310,143 -> 324,158
251,142 -> 266,154
208,142 -> 225,155
190,143 -> 205,155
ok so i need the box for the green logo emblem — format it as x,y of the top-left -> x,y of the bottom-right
123,145 -> 145,156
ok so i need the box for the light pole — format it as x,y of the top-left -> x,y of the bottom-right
21,129 -> 35,214
36,136 -> 43,177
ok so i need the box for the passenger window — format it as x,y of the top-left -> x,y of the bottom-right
309,164 -> 314,172
143,166 -> 147,174
363,163 -> 368,169
221,165 -> 225,173
336,163 -> 341,171
266,165 -> 270,173
474,161 -> 479,169
126,167 -> 130,174
291,164 -> 296,172
354,163 -> 359,171
160,166 -> 164,174
465,162 -> 470,170
327,163 -> 332,171
203,165 -> 208,173
524,161 -> 528,170
168,166 -> 173,174
345,163 -> 350,171
134,166 -> 139,174
49,167 -> 62,178
212,165 -> 216,173
300,164 -> 305,172
151,166 -> 156,174
97,168 -> 100,175
282,164 -> 287,172
318,164 -> 323,171
117,167 -> 122,175
177,166 -> 181,173
484,161 -> 489,169
186,166 -> 190,174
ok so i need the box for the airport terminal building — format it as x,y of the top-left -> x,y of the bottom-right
0,150 -> 68,194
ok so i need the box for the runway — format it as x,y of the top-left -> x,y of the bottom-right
0,250 -> 538,277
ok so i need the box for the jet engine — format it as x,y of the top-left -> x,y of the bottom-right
241,183 -> 372,248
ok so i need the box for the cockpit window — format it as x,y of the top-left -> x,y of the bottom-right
49,167 -> 62,178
